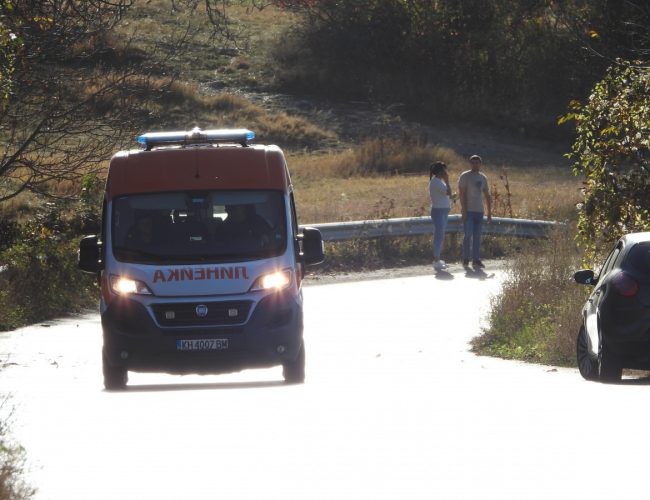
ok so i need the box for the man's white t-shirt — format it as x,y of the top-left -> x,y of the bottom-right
458,170 -> 489,213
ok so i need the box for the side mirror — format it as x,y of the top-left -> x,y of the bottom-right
574,269 -> 595,286
300,227 -> 324,266
79,235 -> 103,273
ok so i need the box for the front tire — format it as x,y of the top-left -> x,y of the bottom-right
576,326 -> 598,381
103,350 -> 128,390
283,341 -> 305,384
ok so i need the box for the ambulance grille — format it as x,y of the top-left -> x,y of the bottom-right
151,301 -> 253,327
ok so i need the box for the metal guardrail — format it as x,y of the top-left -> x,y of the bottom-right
301,215 -> 562,242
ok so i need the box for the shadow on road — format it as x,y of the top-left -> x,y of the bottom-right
434,270 -> 454,281
112,380 -> 287,393
464,268 -> 496,280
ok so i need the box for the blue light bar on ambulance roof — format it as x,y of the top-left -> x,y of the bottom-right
136,127 -> 255,150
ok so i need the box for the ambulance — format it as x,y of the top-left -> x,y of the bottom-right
79,128 -> 324,389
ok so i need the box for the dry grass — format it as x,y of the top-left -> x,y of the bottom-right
131,80 -> 337,149
2,117 -> 580,228
488,166 -> 582,221
288,139 -> 581,224
116,1 -> 296,85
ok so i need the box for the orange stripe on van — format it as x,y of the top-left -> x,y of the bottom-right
106,145 -> 290,199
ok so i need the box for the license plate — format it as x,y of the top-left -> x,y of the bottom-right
176,339 -> 229,351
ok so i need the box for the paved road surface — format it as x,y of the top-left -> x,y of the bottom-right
1,265 -> 648,499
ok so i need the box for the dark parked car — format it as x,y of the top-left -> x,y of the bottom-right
574,232 -> 650,382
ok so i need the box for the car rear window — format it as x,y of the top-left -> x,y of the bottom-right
626,242 -> 650,276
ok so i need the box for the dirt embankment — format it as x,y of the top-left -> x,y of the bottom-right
208,82 -> 570,169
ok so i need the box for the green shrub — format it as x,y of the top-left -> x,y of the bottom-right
0,236 -> 98,332
562,62 -> 650,258
472,225 -> 587,366
0,218 -> 19,252
0,402 -> 35,500
0,202 -> 99,332
273,0 -> 603,138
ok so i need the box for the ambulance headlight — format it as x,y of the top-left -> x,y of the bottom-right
110,275 -> 153,296
250,269 -> 292,292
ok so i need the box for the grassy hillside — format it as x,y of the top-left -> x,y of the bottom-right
110,2 -> 581,223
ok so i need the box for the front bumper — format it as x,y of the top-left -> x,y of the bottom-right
101,291 -> 303,375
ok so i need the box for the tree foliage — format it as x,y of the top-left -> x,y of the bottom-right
0,0 -> 251,203
0,1 -> 21,103
272,0 -> 650,136
563,61 -> 650,251
0,1 -> 149,202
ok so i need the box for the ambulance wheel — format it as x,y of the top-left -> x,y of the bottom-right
283,342 -> 305,384
103,350 -> 128,390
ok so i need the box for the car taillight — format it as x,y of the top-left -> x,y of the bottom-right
611,271 -> 639,297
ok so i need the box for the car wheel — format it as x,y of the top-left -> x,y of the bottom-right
598,346 -> 622,383
283,341 -> 305,384
576,326 -> 598,381
103,350 -> 128,390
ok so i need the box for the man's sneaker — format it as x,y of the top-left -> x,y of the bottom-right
433,260 -> 447,271
472,260 -> 485,269
462,259 -> 470,267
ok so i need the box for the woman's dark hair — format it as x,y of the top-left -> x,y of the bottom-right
429,161 -> 447,179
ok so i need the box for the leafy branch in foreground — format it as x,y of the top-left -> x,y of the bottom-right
0,400 -> 35,500
0,1 -> 153,202
0,0 -> 257,203
561,61 -> 650,256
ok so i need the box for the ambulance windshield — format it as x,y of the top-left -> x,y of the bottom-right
112,190 -> 287,263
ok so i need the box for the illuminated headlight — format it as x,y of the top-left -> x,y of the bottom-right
250,269 -> 292,292
110,275 -> 153,296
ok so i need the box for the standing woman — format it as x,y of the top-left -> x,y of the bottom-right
428,161 -> 452,270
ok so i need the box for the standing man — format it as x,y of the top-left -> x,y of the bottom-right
458,154 -> 492,269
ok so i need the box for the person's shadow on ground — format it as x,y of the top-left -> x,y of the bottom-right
464,267 -> 496,280
434,269 -> 454,281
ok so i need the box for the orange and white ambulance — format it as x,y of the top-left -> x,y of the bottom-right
79,128 -> 324,389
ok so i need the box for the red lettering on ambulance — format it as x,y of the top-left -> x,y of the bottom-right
152,266 -> 249,283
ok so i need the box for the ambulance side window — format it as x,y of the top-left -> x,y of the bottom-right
290,192 -> 303,281
101,198 -> 107,263
290,192 -> 299,239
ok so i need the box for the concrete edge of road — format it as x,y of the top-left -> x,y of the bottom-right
303,259 -> 510,286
